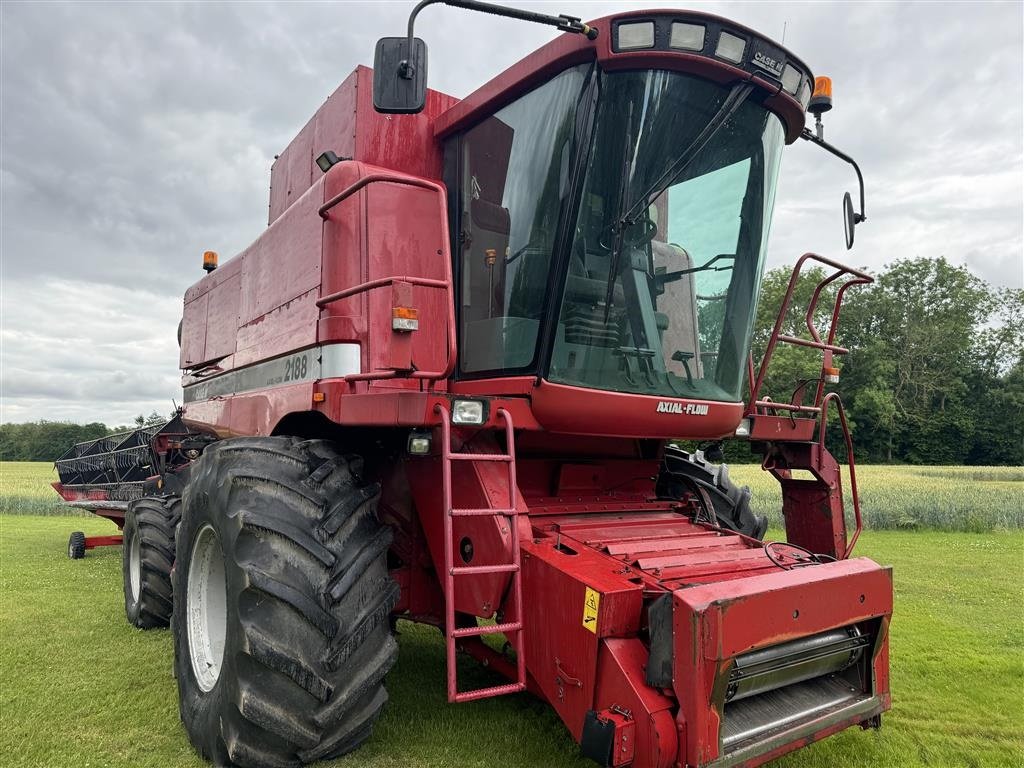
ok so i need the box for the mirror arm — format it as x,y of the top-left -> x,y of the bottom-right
799,127 -> 866,223
400,0 -> 598,77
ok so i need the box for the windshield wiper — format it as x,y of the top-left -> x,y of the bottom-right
618,82 -> 755,229
601,83 -> 754,323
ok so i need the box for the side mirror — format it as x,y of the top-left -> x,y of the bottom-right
843,191 -> 856,250
373,37 -> 428,114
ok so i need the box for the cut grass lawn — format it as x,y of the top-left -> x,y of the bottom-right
1,515 -> 1021,768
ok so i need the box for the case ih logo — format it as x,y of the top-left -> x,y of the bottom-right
656,401 -> 709,416
752,49 -> 785,77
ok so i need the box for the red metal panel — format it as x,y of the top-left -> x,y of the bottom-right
363,179 -> 449,382
405,443 -> 516,618
183,380 -> 314,438
269,72 -> 356,225
355,66 -> 457,181
203,271 -> 240,361
179,291 -> 207,368
593,638 -> 678,768
672,559 -> 893,767
234,289 -> 320,369
521,538 -> 643,740
531,380 -> 744,439
238,180 -> 325,329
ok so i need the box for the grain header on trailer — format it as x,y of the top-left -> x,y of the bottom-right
55,2 -> 889,766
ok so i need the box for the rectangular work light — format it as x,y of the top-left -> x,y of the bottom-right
451,400 -> 485,425
670,22 -> 705,51
715,31 -> 746,64
617,21 -> 655,50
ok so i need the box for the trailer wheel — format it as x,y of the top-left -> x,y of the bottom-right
656,446 -> 768,539
173,437 -> 398,767
123,496 -> 181,629
68,531 -> 86,559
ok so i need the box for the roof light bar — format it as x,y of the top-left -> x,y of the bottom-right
609,14 -> 813,114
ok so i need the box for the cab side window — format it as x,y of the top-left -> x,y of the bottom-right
456,65 -> 588,373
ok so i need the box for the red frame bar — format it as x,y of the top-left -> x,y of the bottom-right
85,534 -> 123,550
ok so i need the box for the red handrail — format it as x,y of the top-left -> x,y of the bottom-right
317,171 -> 457,383
748,252 -> 872,416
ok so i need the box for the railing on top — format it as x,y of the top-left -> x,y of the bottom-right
747,253 -> 873,559
317,172 -> 457,383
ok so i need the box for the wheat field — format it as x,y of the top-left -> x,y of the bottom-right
2,460 -> 1021,532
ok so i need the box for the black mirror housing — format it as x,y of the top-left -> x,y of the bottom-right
373,37 -> 428,114
843,191 -> 856,250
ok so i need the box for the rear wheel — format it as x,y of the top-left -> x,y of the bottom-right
657,446 -> 767,539
123,496 -> 181,629
173,437 -> 399,767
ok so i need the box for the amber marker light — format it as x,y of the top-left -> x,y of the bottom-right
312,392 -> 326,403
202,251 -> 218,273
392,306 -> 419,332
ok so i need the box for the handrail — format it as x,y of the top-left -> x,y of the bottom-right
819,392 -> 862,558
317,171 -> 457,383
748,253 -> 873,417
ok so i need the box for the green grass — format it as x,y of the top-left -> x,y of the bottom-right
1,515 -> 1021,768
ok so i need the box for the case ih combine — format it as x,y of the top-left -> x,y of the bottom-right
53,2 -> 891,766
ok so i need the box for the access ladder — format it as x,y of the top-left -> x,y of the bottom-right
434,404 -> 527,703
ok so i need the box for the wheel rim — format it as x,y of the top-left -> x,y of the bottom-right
128,530 -> 141,601
187,524 -> 228,692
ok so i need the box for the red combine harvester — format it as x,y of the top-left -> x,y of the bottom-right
54,2 -> 890,766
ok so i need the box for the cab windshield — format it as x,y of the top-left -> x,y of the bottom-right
550,70 -> 784,402
453,67 -> 784,403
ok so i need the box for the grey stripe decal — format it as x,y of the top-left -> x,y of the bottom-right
182,344 -> 360,403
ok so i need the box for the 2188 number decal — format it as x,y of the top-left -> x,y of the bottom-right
283,354 -> 309,381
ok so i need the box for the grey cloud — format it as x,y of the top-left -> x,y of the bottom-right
1,0 -> 1021,425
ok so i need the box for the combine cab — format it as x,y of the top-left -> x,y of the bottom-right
58,3 -> 890,766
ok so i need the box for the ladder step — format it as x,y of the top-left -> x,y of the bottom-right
451,621 -> 522,639
453,682 -> 525,703
451,507 -> 516,517
449,452 -> 513,462
452,563 -> 519,576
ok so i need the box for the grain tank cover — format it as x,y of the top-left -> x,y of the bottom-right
267,66 -> 457,225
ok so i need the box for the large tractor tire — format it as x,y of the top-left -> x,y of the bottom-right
172,437 -> 399,767
656,446 -> 768,540
123,495 -> 181,628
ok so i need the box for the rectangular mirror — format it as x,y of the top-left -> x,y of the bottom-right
373,37 -> 428,114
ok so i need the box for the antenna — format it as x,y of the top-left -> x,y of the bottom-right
782,20 -> 787,44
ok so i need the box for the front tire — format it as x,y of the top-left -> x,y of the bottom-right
657,446 -> 768,539
172,437 -> 399,767
123,496 -> 180,628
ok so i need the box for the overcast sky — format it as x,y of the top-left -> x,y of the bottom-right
1,0 -> 1022,426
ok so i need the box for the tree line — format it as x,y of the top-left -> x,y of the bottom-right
0,412 -> 168,462
1,256 -> 1020,465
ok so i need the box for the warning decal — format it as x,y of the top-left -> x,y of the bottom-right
582,586 -> 600,634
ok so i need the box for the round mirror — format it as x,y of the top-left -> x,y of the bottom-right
843,191 -> 856,250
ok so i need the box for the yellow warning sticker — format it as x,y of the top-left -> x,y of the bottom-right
582,586 -> 600,634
